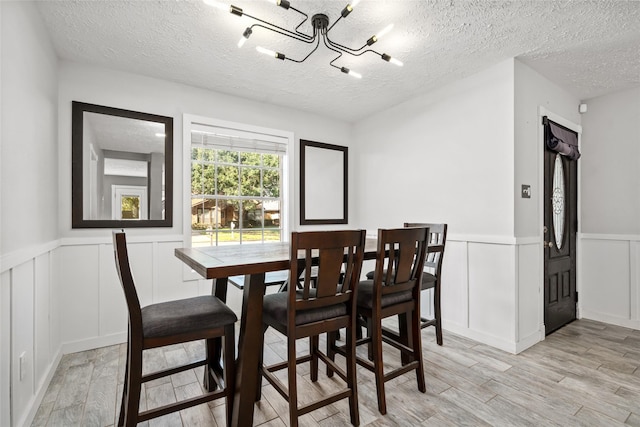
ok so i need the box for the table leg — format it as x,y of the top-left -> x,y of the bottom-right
231,272 -> 266,427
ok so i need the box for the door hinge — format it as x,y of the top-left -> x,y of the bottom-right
575,291 -> 578,302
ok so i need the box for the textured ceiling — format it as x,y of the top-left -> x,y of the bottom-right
36,0 -> 640,122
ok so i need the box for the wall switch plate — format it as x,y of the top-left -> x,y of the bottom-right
521,185 -> 531,198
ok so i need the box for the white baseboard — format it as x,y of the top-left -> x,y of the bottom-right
442,321 -> 519,354
18,347 -> 63,427
515,328 -> 544,353
580,310 -> 640,331
61,332 -> 127,355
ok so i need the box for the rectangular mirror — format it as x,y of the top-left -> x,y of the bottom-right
72,101 -> 173,228
300,140 -> 348,225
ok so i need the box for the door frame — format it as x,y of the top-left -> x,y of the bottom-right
112,185 -> 148,220
538,107 -> 583,337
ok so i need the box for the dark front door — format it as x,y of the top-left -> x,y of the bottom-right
543,117 -> 578,335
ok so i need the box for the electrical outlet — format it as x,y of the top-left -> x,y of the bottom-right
19,352 -> 26,381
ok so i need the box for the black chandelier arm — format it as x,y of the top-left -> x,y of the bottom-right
288,5 -> 314,40
243,11 -> 313,42
325,35 -> 368,54
248,23 -> 316,44
284,37 -> 321,63
326,14 -> 343,33
322,33 -> 346,70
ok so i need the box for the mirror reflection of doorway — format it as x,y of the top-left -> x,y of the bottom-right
112,185 -> 148,220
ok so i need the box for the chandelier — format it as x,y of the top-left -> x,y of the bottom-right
204,0 -> 403,79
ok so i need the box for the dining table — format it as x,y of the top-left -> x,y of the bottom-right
175,236 -> 442,426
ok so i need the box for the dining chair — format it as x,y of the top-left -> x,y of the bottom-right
365,222 -> 447,345
112,230 -> 237,427
352,226 -> 429,415
404,222 -> 447,344
258,230 -> 366,427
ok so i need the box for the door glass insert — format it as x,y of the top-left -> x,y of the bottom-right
552,154 -> 565,249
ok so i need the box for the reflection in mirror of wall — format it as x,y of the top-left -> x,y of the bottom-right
72,102 -> 173,228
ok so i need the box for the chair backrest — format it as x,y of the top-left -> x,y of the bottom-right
404,223 -> 447,279
112,230 -> 143,327
289,230 -> 366,314
373,227 -> 429,299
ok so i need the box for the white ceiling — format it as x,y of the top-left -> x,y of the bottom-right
36,0 -> 640,122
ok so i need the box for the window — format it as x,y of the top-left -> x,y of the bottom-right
184,117 -> 292,247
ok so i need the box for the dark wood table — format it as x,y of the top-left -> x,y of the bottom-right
175,238 -> 442,426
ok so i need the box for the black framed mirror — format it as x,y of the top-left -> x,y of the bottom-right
300,140 -> 348,225
72,101 -> 173,228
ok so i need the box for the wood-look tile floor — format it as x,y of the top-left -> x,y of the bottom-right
31,319 -> 640,426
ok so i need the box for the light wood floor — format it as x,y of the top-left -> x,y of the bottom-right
31,319 -> 640,426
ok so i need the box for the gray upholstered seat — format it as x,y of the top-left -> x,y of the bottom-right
263,291 -> 347,327
366,270 -> 436,289
142,296 -> 237,339
356,280 -> 412,309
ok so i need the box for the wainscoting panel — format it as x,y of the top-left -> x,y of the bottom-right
155,241 -> 199,302
58,245 -> 101,345
517,243 -> 542,348
98,243 -> 127,338
34,253 -> 52,393
438,240 -> 469,330
11,260 -> 35,427
580,235 -> 639,329
468,242 -> 516,344
1,271 -> 12,427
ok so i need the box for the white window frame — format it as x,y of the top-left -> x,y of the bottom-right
182,114 -> 295,252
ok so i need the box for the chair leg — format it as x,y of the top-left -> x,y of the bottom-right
346,321 -> 360,426
120,342 -> 142,427
326,330 -> 337,378
117,349 -> 128,426
204,338 -> 219,391
411,307 -> 426,393
366,317 -> 374,361
398,312 -> 412,365
256,323 -> 269,402
434,284 -> 443,346
224,324 -> 236,427
371,314 -> 387,415
287,336 -> 299,427
310,335 -> 319,382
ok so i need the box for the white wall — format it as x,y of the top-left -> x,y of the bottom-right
579,87 -> 640,329
580,87 -> 640,235
353,59 -> 521,351
1,2 -> 61,426
1,2 -> 59,254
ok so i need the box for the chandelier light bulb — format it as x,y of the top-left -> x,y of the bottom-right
381,53 -> 403,67
389,57 -> 403,67
341,66 -> 362,79
256,46 -> 286,60
256,46 -> 276,57
203,0 -> 229,12
376,23 -> 394,39
238,27 -> 252,48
